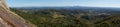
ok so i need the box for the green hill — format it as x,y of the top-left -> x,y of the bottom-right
10,8 -> 120,27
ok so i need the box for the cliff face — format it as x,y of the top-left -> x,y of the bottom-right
0,0 -> 36,27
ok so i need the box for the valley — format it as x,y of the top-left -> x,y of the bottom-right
10,6 -> 120,27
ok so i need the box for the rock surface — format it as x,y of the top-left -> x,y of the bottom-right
0,0 -> 36,27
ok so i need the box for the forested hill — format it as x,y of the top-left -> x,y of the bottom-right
10,7 -> 120,27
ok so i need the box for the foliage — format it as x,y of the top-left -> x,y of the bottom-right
10,8 -> 120,27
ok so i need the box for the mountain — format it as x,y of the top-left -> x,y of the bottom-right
10,6 -> 120,27
0,0 -> 36,27
11,6 -> 120,14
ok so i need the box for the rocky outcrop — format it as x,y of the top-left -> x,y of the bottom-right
0,0 -> 36,27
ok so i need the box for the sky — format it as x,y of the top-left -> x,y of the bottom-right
5,0 -> 120,7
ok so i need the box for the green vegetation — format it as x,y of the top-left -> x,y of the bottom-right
10,8 -> 120,27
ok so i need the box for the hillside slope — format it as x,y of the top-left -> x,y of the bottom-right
10,8 -> 120,27
0,0 -> 36,27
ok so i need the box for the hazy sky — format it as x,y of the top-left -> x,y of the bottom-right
5,0 -> 120,7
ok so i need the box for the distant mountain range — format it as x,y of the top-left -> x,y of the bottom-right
11,6 -> 120,10
11,6 -> 120,14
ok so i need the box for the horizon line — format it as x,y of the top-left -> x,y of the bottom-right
8,6 -> 120,8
